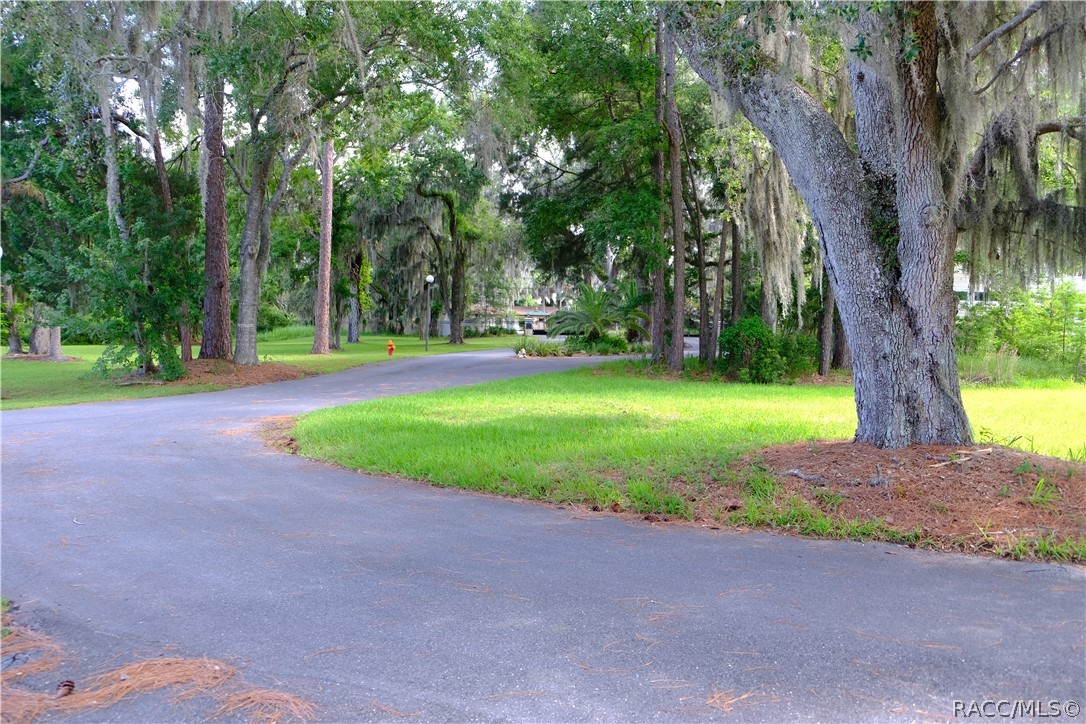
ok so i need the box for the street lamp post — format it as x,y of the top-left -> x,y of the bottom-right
424,274 -> 435,351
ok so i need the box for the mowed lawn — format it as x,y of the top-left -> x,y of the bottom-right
0,332 -> 516,410
294,365 -> 1086,507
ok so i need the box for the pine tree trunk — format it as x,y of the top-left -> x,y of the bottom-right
650,8 -> 667,365
312,139 -> 334,355
664,27 -> 685,372
4,285 -> 22,354
199,75 -> 232,360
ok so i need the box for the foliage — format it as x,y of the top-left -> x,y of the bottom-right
463,326 -> 516,338
956,283 -> 1086,371
258,304 -> 297,333
503,0 -> 665,281
717,317 -> 780,383
548,285 -> 617,341
565,334 -> 632,355
512,337 -> 575,357
717,317 -> 818,383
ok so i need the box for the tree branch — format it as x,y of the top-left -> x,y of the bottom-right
967,1 -> 1046,62
166,135 -> 202,166
975,11 -> 1084,94
224,150 -> 251,196
1034,117 -> 1085,142
252,42 -> 307,129
3,137 -> 48,186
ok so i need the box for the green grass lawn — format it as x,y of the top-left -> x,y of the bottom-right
0,330 -> 517,410
295,364 -> 1086,504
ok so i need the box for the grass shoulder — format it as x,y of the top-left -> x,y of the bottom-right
0,329 -> 517,410
293,364 -> 1086,562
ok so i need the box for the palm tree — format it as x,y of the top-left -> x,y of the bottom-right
547,284 -> 620,341
614,278 -> 650,342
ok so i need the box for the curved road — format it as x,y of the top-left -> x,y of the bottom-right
2,350 -> 1083,722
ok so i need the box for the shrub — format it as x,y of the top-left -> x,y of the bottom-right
257,304 -> 296,333
548,284 -> 621,341
716,318 -> 819,383
717,317 -> 786,383
513,337 -> 573,357
566,334 -> 629,355
779,332 -> 819,377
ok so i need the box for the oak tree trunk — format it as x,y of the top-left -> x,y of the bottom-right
234,153 -> 274,365
4,285 -> 23,354
312,139 -> 334,355
235,141 -> 308,365
833,313 -> 852,371
677,6 -> 972,447
449,250 -> 466,345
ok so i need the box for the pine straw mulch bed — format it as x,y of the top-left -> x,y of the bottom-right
1,607 -> 316,724
164,358 -> 309,388
656,441 -> 1085,561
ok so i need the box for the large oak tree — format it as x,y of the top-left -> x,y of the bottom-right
673,1 -> 1085,447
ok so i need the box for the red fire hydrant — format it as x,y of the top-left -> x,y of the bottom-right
387,339 -> 396,357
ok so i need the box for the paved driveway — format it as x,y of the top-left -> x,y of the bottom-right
2,350 -> 1083,721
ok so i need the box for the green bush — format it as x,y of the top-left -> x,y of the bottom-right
513,337 -> 574,357
956,283 -> 1086,367
779,332 -> 819,377
257,304 -> 296,333
717,318 -> 819,383
513,334 -> 637,357
566,334 -> 629,355
717,317 -> 785,383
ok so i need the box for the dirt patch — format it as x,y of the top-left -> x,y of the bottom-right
168,359 -> 308,388
256,415 -> 300,454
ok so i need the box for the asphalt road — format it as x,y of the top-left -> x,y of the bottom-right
2,349 -> 1083,722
